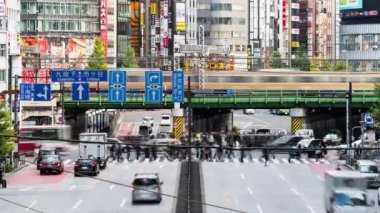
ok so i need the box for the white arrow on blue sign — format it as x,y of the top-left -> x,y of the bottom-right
109,70 -> 127,102
365,114 -> 374,126
145,71 -> 163,103
33,84 -> 51,101
72,83 -> 89,101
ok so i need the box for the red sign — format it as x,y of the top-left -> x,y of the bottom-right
37,69 -> 51,83
282,0 -> 287,31
22,69 -> 35,83
100,0 -> 108,56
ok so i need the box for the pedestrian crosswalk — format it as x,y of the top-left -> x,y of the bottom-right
61,156 -> 333,165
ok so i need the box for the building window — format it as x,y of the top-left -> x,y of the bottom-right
0,44 -> 5,57
0,70 -> 4,81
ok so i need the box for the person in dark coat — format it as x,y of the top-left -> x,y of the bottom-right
262,148 -> 269,166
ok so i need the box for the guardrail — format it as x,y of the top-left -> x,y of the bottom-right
59,89 -> 379,109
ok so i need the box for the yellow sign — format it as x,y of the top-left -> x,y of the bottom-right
140,14 -> 144,26
176,22 -> 186,31
151,3 -> 156,15
291,41 -> 299,48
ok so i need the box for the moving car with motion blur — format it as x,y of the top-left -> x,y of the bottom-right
354,160 -> 380,189
74,158 -> 99,177
264,135 -> 304,154
143,117 -> 154,128
39,155 -> 64,175
132,173 -> 163,204
36,148 -> 58,170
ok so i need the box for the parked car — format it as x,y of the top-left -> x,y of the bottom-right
74,158 -> 99,177
132,173 -> 163,204
143,116 -> 154,127
354,160 -> 380,189
159,113 -> 171,126
323,130 -> 342,146
39,155 -> 64,175
243,109 -> 255,114
36,148 -> 58,170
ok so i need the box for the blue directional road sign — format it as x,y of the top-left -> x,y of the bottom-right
20,84 -> 32,101
145,71 -> 163,103
51,70 -> 108,82
172,71 -> 184,103
109,70 -> 127,102
33,84 -> 51,101
72,83 -> 89,101
365,114 -> 374,127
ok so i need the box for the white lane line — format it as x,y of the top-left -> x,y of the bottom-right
281,158 -> 289,163
109,184 -> 115,190
159,165 -> 164,169
256,204 -> 264,213
278,174 -> 286,182
307,205 -> 316,213
291,188 -> 300,196
240,173 -> 246,180
25,201 -> 37,211
64,159 -> 72,165
72,200 -> 83,210
300,159 -> 309,164
20,186 -> 32,192
120,198 -> 127,208
247,187 -> 253,195
68,185 -> 76,191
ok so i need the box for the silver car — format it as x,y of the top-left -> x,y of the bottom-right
132,173 -> 163,204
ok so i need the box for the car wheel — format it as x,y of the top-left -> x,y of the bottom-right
74,173 -> 79,177
40,170 -> 44,175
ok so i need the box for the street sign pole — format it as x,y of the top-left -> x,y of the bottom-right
14,75 -> 19,153
187,76 -> 192,161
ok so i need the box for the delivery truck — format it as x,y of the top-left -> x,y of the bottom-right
79,132 -> 108,169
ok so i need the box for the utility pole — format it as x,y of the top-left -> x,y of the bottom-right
346,82 -> 352,147
187,75 -> 192,161
13,75 -> 19,153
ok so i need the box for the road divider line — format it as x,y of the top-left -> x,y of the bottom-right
278,174 -> 286,182
240,173 -> 246,180
72,200 -> 82,210
256,204 -> 264,213
109,184 -> 115,190
291,188 -> 300,196
25,201 -> 37,211
247,187 -> 253,195
120,198 -> 127,208
68,185 -> 76,191
20,186 -> 32,192
307,205 -> 316,213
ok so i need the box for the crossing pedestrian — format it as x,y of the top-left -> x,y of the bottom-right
262,148 -> 269,166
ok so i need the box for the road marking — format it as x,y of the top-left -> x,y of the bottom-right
20,186 -> 32,192
124,165 -> 129,169
278,174 -> 286,182
300,159 -> 309,164
249,117 -> 271,125
292,159 -> 301,164
291,188 -> 300,196
234,198 -> 239,205
256,204 -> 264,213
25,201 -> 37,211
240,173 -> 246,180
68,185 -> 76,191
252,158 -> 259,163
64,159 -> 72,165
281,158 -> 289,163
272,158 -> 280,164
233,158 -> 239,163
247,187 -> 253,195
120,198 -> 127,208
144,158 -> 150,163
307,205 -> 316,213
318,176 -> 325,182
159,165 -> 164,169
320,159 -> 330,164
72,200 -> 83,210
243,158 -> 249,163
109,184 -> 115,190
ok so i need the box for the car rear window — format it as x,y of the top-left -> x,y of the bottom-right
162,116 -> 170,120
41,150 -> 55,155
78,160 -> 93,166
133,178 -> 158,186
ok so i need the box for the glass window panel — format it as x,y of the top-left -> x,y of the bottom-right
29,2 -> 37,14
21,3 -> 28,14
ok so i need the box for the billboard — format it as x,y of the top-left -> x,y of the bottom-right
175,2 -> 186,31
100,0 -> 108,56
340,0 -> 380,21
20,37 -> 95,69
340,0 -> 363,10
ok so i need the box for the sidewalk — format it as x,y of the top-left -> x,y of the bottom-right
4,164 -> 29,178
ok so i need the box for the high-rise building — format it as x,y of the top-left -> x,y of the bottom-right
116,0 -> 131,67
20,0 -> 100,70
0,0 -> 21,98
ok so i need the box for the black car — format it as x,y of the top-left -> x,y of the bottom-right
39,155 -> 64,175
264,135 -> 304,154
36,149 -> 57,170
74,159 -> 99,177
305,139 -> 326,158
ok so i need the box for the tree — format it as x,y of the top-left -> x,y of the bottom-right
87,37 -> 108,69
271,51 -> 283,68
310,59 -> 320,72
371,82 -> 380,126
121,45 -> 139,68
321,60 -> 333,71
335,60 -> 349,71
0,104 -> 15,158
293,44 -> 310,71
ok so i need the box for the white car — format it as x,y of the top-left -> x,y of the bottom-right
160,114 -> 171,126
142,116 -> 154,127
243,109 -> 255,114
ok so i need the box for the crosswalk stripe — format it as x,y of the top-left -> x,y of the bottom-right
252,158 -> 259,163
281,158 -> 289,164
272,158 -> 280,164
292,159 -> 301,164
243,158 -> 249,163
320,159 -> 330,164
300,159 -> 310,164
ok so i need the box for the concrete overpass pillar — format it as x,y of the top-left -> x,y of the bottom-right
193,109 -> 232,133
290,108 -> 306,134
172,104 -> 184,143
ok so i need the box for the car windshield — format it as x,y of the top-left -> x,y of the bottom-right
133,178 -> 158,186
334,192 -> 367,206
271,136 -> 294,145
359,165 -> 379,173
42,155 -> 59,162
40,150 -> 55,156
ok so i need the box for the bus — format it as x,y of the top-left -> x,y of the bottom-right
18,125 -> 71,156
